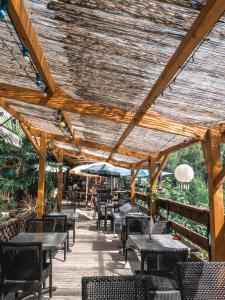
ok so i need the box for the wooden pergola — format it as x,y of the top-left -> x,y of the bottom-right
0,0 -> 225,261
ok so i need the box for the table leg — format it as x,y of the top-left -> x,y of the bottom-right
64,240 -> 67,261
49,251 -> 53,298
141,252 -> 145,273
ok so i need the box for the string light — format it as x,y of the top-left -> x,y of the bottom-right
22,46 -> 30,63
0,0 -> 7,20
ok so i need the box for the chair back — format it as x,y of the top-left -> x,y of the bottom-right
43,215 -> 67,232
152,220 -> 171,234
0,242 -> 42,281
82,275 -> 147,300
147,248 -> 188,271
26,218 -> 55,232
125,216 -> 149,240
177,262 -> 225,300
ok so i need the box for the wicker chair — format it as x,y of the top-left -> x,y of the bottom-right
146,248 -> 188,271
82,274 -> 181,300
177,262 -> 225,300
82,275 -> 147,300
26,218 -> 55,233
43,215 -> 67,260
152,220 -> 171,234
96,202 -> 114,231
0,242 -> 51,300
123,215 -> 149,256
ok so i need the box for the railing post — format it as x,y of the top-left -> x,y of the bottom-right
201,129 -> 225,261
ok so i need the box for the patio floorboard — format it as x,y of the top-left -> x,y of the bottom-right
51,207 -> 140,300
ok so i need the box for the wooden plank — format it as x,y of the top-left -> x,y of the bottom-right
106,0 -> 224,159
29,127 -> 149,160
158,198 -> 209,226
0,83 -> 207,140
62,148 -> 131,169
0,98 -> 149,160
159,140 -> 199,158
36,133 -> 46,218
57,149 -> 64,212
151,154 -> 169,186
8,0 -> 56,94
150,155 -> 158,216
214,165 -> 225,190
171,221 -> 208,251
130,168 -> 135,206
202,129 -> 225,261
19,120 -> 42,157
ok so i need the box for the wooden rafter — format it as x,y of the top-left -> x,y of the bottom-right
106,0 -> 225,160
28,127 -> 149,160
8,0 -> 56,94
62,148 -> 131,169
0,98 -> 149,164
151,154 -> 169,186
0,83 -> 207,140
159,140 -> 199,158
19,119 -> 42,157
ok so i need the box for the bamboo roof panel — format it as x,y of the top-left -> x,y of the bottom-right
122,127 -> 189,153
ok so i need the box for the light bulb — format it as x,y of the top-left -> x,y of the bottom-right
0,1 -> 7,20
35,73 -> 42,87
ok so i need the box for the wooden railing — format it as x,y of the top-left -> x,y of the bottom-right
126,191 -> 210,260
0,210 -> 35,242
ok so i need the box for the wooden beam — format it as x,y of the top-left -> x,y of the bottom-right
130,168 -> 135,206
0,98 -> 148,161
106,0 -> 224,160
29,127 -> 149,160
8,0 -> 56,94
37,133 -> 46,218
19,120 -> 42,157
63,148 -> 131,169
149,155 -> 158,216
214,166 -> 225,190
151,154 -> 169,186
159,140 -> 199,158
202,129 -> 225,261
0,83 -> 207,140
57,149 -> 64,212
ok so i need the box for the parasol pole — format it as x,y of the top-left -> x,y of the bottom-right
85,176 -> 89,207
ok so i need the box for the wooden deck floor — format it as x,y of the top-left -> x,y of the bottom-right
51,207 -> 140,300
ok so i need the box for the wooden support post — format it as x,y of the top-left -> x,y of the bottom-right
149,156 -> 158,216
57,149 -> 64,212
131,168 -> 135,206
202,129 -> 225,261
37,133 -> 46,218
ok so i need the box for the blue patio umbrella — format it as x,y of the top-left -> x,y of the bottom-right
82,162 -> 121,178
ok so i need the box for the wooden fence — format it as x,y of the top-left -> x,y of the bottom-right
127,191 -> 211,261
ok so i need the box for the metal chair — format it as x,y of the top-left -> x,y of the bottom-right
0,242 -> 51,300
43,215 -> 67,260
177,262 -> 225,300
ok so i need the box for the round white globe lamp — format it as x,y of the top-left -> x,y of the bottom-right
174,164 -> 194,190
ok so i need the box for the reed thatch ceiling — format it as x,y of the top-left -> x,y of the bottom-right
1,0 -> 224,167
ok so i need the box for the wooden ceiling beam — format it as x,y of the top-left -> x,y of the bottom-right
63,148 -> 131,169
8,0 -> 56,94
106,0 -> 224,160
159,140 -> 199,158
0,83 -> 207,140
28,127 -> 150,160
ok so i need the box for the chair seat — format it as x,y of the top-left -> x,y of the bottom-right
142,271 -> 179,291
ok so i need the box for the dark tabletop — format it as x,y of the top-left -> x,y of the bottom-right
48,212 -> 76,220
129,234 -> 198,253
9,232 -> 67,251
